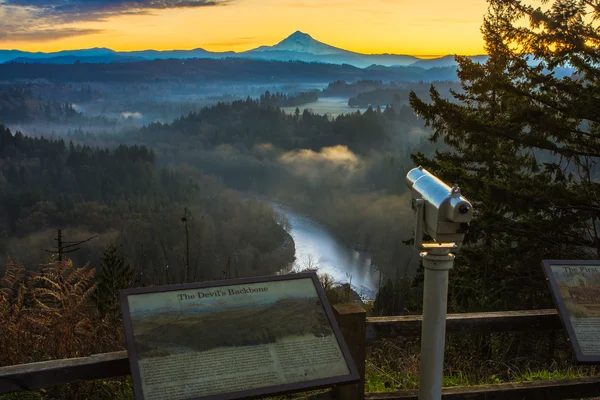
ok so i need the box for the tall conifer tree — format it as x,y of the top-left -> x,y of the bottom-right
95,244 -> 133,315
409,0 -> 600,311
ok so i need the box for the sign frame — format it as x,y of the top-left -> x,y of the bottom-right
542,259 -> 600,364
120,271 -> 360,400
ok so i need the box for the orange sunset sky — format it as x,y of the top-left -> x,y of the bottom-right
0,0 -> 488,57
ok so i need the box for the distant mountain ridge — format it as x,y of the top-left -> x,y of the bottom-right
0,57 -> 462,83
9,54 -> 147,64
0,31 -> 486,69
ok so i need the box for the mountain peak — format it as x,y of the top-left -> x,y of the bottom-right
252,30 -> 348,56
287,31 -> 312,40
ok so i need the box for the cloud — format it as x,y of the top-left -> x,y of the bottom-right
4,0 -> 227,18
254,143 -> 274,152
279,145 -> 362,185
280,145 -> 360,167
0,0 -> 228,41
121,111 -> 144,119
2,27 -> 106,41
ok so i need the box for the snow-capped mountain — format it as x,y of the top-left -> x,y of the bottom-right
252,31 -> 348,55
245,31 -> 419,67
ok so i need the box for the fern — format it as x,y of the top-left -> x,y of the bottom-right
0,257 -> 129,399
1,258 -> 124,366
0,258 -> 25,318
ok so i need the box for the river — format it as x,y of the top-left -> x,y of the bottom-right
270,202 -> 382,301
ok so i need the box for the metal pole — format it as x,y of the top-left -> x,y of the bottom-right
418,250 -> 455,400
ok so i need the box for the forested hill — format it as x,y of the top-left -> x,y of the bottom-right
0,125 -> 172,234
0,85 -> 113,125
131,98 -> 399,155
0,124 -> 293,282
0,123 -> 192,241
348,81 -> 462,108
0,58 -> 458,83
0,86 -> 78,123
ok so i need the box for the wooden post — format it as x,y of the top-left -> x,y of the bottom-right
332,303 -> 366,400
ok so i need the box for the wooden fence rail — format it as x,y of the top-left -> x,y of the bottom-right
366,309 -> 561,340
2,307 -> 598,400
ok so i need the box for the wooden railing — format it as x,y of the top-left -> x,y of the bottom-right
2,306 -> 599,400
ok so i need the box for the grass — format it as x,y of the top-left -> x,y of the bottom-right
362,334 -> 600,394
2,340 -> 600,400
3,359 -> 596,400
0,379 -> 135,400
517,367 -> 592,381
364,360 -> 595,393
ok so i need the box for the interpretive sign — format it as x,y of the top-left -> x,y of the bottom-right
120,272 -> 359,400
542,260 -> 600,363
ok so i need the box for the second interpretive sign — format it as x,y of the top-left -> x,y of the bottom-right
120,272 -> 359,400
543,260 -> 600,363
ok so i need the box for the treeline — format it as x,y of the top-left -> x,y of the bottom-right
321,80 -> 384,97
0,124 -> 293,284
0,82 -> 101,104
348,81 -> 462,108
134,97 -> 390,155
0,125 -> 169,235
122,97 -> 433,195
0,58 -> 459,84
0,85 -> 119,127
0,86 -> 79,123
258,90 -> 319,107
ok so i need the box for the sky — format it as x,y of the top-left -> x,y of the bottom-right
0,0 -> 488,56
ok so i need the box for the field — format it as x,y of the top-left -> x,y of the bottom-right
132,296 -> 333,359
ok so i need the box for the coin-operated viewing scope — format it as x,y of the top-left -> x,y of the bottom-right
405,166 -> 475,400
406,166 -> 473,250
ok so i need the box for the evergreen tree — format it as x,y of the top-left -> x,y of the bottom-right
408,0 -> 600,312
95,243 -> 134,315
372,276 -> 411,316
